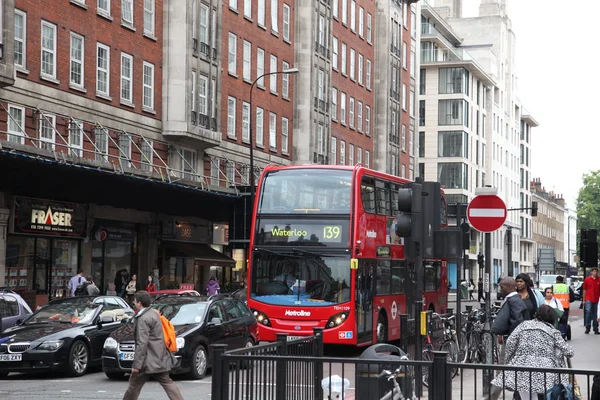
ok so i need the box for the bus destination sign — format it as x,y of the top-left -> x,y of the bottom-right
257,220 -> 349,245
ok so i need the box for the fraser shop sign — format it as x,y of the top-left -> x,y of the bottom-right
12,197 -> 86,237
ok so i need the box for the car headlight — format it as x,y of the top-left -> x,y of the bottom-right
176,337 -> 185,350
36,340 -> 64,351
103,337 -> 118,350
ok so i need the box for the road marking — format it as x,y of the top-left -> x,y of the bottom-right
468,208 -> 505,217
61,390 -> 71,393
98,390 -> 107,393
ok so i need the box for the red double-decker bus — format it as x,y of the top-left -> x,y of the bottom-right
247,164 -> 449,346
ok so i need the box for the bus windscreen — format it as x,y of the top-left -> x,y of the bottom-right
258,169 -> 352,214
250,251 -> 351,306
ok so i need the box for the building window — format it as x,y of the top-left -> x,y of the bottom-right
342,0 -> 347,25
419,100 -> 425,126
420,68 -> 426,95
68,120 -> 83,157
191,71 -> 196,112
438,131 -> 469,158
332,37 -> 338,70
410,50 -> 415,77
94,127 -> 109,162
143,62 -> 155,110
282,117 -> 289,154
331,137 -> 337,164
14,10 -> 26,69
230,0 -> 237,9
317,124 -> 324,155
98,0 -> 110,15
340,141 -> 346,165
365,105 -> 371,136
349,97 -> 355,128
258,0 -> 265,26
144,0 -> 155,35
141,140 -> 153,171
41,21 -> 57,79
199,4 -> 209,45
283,4 -> 291,41
256,107 -> 264,146
359,7 -> 364,37
350,0 -> 356,31
70,33 -> 84,88
270,55 -> 277,93
365,150 -> 370,168
181,149 -> 197,181
341,43 -> 347,75
198,74 -> 208,115
228,33 -> 237,75
226,161 -> 236,185
318,69 -> 325,101
366,59 -> 371,89
340,92 -> 346,125
244,0 -> 251,18
269,112 -> 277,150
120,53 -> 133,104
349,144 -> 354,166
282,61 -> 290,98
271,0 -> 278,32
96,43 -> 110,96
210,158 -> 219,185
402,83 -> 407,110
367,13 -> 372,43
410,90 -> 415,118
332,0 -> 338,19
439,67 -> 469,95
243,40 -> 251,81
357,101 -> 363,132
401,125 -> 406,152
242,102 -> 250,142
402,42 -> 407,69
331,88 -> 338,120
401,164 -> 406,178
438,99 -> 469,126
357,147 -> 362,164
409,129 -> 414,156
349,49 -> 355,80
438,163 -> 469,190
257,48 -> 265,87
7,105 -> 25,145
122,0 -> 133,24
227,97 -> 236,138
119,133 -> 132,168
318,14 -> 325,47
358,54 -> 363,85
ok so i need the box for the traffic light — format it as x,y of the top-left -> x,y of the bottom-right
396,182 -> 423,258
421,181 -> 441,258
531,201 -> 538,217
477,253 -> 484,267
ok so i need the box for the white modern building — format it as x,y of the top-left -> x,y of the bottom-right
565,208 -> 578,267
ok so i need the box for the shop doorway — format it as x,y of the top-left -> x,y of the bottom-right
91,240 -> 133,295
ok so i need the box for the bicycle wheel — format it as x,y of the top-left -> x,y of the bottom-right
457,329 -> 468,363
421,345 -> 433,388
440,340 -> 459,378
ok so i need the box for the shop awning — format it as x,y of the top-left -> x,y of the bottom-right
161,241 -> 236,266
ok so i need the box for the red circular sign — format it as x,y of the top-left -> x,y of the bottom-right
467,195 -> 507,233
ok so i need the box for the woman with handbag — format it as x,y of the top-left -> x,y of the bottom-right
491,305 -> 574,400
544,287 -> 565,329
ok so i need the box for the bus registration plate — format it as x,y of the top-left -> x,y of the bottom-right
286,336 -> 303,341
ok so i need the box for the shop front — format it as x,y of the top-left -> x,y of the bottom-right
90,219 -> 137,295
158,220 -> 235,293
6,197 -> 86,308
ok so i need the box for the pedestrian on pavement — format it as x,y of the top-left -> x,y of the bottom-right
583,267 -> 600,334
478,278 -> 485,302
552,276 -> 572,337
205,276 -> 220,296
115,269 -> 129,298
122,291 -> 184,400
515,273 -> 540,320
68,269 -> 86,297
491,305 -> 574,400
492,277 -> 529,337
468,279 -> 476,300
86,276 -> 101,296
145,275 -> 157,292
126,275 -> 138,305
543,287 -> 564,329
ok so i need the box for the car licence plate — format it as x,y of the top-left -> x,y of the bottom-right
119,353 -> 134,361
286,336 -> 303,341
0,354 -> 22,361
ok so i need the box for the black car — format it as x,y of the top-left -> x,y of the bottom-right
102,295 -> 258,380
0,296 -> 133,378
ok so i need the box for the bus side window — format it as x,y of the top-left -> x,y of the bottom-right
390,184 -> 399,214
376,260 -> 391,295
391,260 -> 405,294
361,178 -> 376,214
375,180 -> 390,216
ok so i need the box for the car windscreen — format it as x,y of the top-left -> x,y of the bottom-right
25,300 -> 99,325
152,303 -> 208,325
250,250 -> 351,306
540,275 -> 557,284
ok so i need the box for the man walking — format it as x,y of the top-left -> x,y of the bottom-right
68,269 -> 86,297
122,291 -> 183,400
583,267 -> 600,334
553,275 -> 573,338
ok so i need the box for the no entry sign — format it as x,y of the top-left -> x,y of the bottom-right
467,195 -> 507,233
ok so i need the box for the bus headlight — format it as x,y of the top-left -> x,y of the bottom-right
251,309 -> 272,327
325,312 -> 348,329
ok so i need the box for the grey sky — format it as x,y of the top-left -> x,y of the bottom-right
460,0 -> 599,209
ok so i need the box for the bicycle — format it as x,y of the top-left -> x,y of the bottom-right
421,313 -> 460,386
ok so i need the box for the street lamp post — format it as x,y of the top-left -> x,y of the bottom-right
248,68 -> 299,205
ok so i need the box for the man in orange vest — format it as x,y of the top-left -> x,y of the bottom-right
553,275 -> 573,337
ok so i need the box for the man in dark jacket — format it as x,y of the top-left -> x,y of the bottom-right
122,291 -> 183,400
491,277 -> 529,336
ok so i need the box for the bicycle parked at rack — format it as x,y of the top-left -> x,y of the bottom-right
422,312 -> 460,386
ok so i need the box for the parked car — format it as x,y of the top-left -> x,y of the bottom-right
148,289 -> 201,301
538,274 -> 559,291
102,295 -> 258,380
229,288 -> 247,304
0,289 -> 33,332
0,296 -> 133,378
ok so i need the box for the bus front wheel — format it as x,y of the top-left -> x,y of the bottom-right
376,314 -> 388,343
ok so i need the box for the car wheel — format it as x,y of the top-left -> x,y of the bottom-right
67,340 -> 89,377
187,345 -> 208,380
105,371 -> 127,380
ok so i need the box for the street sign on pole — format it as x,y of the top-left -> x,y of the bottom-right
467,195 -> 507,233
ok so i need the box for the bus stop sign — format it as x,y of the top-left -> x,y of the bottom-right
467,195 -> 507,233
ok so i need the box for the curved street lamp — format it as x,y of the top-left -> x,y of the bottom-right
248,68 -> 300,204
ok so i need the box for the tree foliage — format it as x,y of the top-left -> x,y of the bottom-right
576,170 -> 600,232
